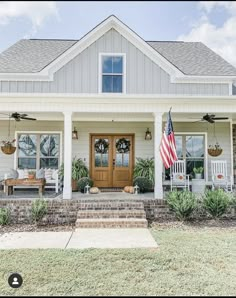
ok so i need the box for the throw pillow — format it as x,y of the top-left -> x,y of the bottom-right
36,168 -> 45,179
23,169 -> 29,179
17,169 -> 25,179
8,169 -> 19,179
44,168 -> 53,180
52,169 -> 58,180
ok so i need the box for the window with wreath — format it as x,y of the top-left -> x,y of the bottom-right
17,133 -> 60,169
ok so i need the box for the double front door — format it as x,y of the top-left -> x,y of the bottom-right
90,134 -> 134,188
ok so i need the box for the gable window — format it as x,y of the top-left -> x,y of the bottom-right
100,54 -> 125,93
17,133 -> 60,170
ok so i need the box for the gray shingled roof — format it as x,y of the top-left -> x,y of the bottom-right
147,41 -> 236,76
0,38 -> 236,76
0,39 -> 77,73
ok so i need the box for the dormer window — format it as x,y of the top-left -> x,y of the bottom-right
99,54 -> 126,93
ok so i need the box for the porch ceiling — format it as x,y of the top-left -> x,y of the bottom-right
0,111 -> 235,122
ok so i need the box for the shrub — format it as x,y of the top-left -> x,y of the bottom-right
78,177 -> 94,193
0,208 -> 10,225
133,157 -> 154,187
31,198 -> 48,224
167,190 -> 197,221
202,189 -> 231,219
133,176 -> 152,193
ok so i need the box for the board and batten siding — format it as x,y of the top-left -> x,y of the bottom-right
0,29 -> 229,96
0,121 -> 154,178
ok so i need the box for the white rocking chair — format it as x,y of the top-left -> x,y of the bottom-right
170,160 -> 190,191
211,160 -> 233,192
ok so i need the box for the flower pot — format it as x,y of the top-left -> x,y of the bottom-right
1,145 -> 16,155
72,179 -> 78,192
195,173 -> 202,179
28,174 -> 35,180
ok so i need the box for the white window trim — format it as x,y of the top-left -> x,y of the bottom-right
98,53 -> 126,94
14,131 -> 63,170
175,132 -> 208,182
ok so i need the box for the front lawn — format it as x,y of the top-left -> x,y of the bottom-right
0,223 -> 236,296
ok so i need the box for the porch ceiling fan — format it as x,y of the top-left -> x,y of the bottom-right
194,113 -> 229,124
0,112 -> 36,121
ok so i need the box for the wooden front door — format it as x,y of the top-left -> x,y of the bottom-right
90,134 -> 134,188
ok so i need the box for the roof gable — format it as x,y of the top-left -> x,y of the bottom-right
0,15 -> 236,83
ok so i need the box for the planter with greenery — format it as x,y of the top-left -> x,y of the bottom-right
193,166 -> 204,179
133,157 -> 154,187
78,177 -> 94,193
28,170 -> 36,179
167,190 -> 197,221
133,176 -> 152,193
59,157 -> 89,191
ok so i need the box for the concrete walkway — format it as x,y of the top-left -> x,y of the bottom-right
0,229 -> 158,249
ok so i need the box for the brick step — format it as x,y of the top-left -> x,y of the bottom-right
78,201 -> 145,210
77,209 -> 146,219
76,218 -> 148,228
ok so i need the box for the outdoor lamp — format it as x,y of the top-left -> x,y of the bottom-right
145,128 -> 152,140
72,127 -> 78,139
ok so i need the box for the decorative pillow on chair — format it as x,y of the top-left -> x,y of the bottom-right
51,169 -> 58,180
44,168 -> 53,180
173,174 -> 184,181
6,169 -> 19,179
17,169 -> 25,179
216,174 -> 224,180
36,168 -> 45,179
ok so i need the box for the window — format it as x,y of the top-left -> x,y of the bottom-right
164,134 -> 205,180
100,54 -> 125,93
17,133 -> 60,169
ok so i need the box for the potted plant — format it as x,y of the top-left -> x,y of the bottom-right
78,177 -> 94,193
1,139 -> 16,155
193,167 -> 204,179
59,157 -> 89,191
28,170 -> 36,180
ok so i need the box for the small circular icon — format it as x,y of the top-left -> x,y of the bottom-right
8,273 -> 23,288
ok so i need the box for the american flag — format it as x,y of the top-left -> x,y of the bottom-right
160,110 -> 178,169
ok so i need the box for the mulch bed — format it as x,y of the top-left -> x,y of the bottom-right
0,219 -> 236,234
0,223 -> 75,234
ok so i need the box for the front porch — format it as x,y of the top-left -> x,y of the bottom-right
0,102 -> 236,200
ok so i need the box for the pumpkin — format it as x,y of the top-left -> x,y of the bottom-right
129,186 -> 134,194
89,187 -> 99,194
124,186 -> 130,193
124,186 -> 134,193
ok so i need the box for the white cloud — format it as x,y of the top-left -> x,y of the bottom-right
0,1 -> 58,36
178,1 -> 236,67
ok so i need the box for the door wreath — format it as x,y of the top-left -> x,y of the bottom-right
94,138 -> 109,154
116,138 -> 130,153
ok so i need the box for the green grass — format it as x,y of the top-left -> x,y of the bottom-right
1,226 -> 236,296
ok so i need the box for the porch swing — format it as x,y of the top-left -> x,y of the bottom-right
1,116 -> 16,155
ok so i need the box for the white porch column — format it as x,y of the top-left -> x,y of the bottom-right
153,112 -> 164,199
63,111 -> 72,199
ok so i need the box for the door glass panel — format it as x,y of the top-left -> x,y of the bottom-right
115,138 -> 130,167
94,138 -> 109,167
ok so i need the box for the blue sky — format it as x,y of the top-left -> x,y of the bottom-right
1,1 -> 236,66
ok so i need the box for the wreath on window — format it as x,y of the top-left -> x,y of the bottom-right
95,138 -> 109,154
116,138 -> 130,153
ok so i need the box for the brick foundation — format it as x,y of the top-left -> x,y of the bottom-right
0,198 -> 235,224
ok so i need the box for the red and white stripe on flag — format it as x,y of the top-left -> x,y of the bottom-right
159,111 -> 178,169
